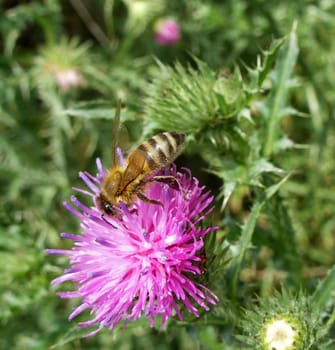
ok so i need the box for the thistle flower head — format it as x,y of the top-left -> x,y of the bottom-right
263,319 -> 296,350
238,290 -> 328,350
154,19 -> 181,46
54,68 -> 86,91
33,37 -> 89,93
125,0 -> 164,34
47,158 -> 218,336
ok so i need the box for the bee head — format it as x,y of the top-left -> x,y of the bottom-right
96,193 -> 117,216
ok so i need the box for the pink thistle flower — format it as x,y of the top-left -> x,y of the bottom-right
154,19 -> 181,46
47,158 -> 218,336
54,68 -> 86,92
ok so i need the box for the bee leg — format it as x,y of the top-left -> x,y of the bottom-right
151,175 -> 180,190
101,214 -> 119,226
136,190 -> 163,207
129,207 -> 138,215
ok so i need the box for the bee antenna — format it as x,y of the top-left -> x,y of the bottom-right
112,99 -> 122,166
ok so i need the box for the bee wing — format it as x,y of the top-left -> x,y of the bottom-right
120,148 -> 147,190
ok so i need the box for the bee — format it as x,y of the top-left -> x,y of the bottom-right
96,101 -> 185,216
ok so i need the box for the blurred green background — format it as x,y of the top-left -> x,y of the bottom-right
1,1 -> 335,349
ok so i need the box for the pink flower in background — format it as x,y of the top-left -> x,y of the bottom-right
154,19 -> 181,46
47,159 -> 217,336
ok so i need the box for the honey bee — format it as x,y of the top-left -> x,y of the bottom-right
96,101 -> 185,216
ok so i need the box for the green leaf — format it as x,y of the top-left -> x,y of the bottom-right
247,158 -> 285,183
311,264 -> 335,311
64,101 -> 136,121
213,69 -> 245,117
48,324 -> 93,349
220,181 -> 236,211
246,36 -> 286,93
65,106 -> 115,120
265,194 -> 303,287
262,28 -> 299,158
230,175 -> 289,296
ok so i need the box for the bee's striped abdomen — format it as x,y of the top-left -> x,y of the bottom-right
138,132 -> 185,171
